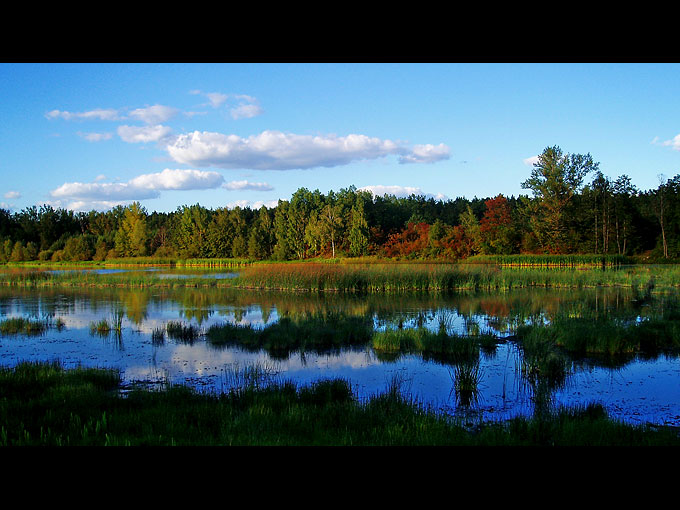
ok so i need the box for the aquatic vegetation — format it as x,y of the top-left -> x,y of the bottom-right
449,361 -> 483,407
466,254 -> 633,267
206,313 -> 374,358
3,262 -> 680,294
0,317 -> 49,336
231,262 -> 680,292
151,327 -> 165,345
2,361 -> 679,446
516,308 -> 680,360
371,327 -> 494,364
89,310 -> 124,337
165,321 -> 202,343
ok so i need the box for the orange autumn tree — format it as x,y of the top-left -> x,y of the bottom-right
479,194 -> 515,254
382,222 -> 430,258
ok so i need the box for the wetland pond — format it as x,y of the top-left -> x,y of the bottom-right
1,266 -> 680,427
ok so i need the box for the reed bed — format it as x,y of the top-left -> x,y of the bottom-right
231,263 -> 680,292
3,261 -> 680,293
176,258 -> 253,268
466,254 -> 634,267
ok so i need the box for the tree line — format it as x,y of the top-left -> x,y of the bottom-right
1,146 -> 679,263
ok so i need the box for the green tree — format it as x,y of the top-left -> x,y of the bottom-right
521,146 -> 598,253
347,202 -> 369,257
272,200 -> 291,260
248,206 -> 274,260
114,202 -> 148,257
173,204 -> 209,258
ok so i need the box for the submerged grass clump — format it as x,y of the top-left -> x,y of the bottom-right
206,313 -> 374,358
0,317 -> 49,336
371,326 -> 495,364
89,310 -> 124,337
165,321 -> 202,343
2,361 -> 679,446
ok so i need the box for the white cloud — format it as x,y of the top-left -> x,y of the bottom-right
230,103 -> 264,120
205,92 -> 229,108
78,131 -> 113,142
397,143 -> 450,164
227,199 -> 279,210
117,124 -> 174,143
223,180 -> 273,191
229,95 -> 263,120
4,191 -> 21,199
190,91 -> 263,118
45,108 -> 120,121
358,185 -> 448,201
49,169 -> 225,210
523,155 -> 539,166
128,104 -> 179,124
129,169 -> 224,191
662,134 -> 680,151
166,130 -> 447,170
50,181 -> 160,202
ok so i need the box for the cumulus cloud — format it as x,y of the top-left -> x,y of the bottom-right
49,169 -> 225,210
128,104 -> 179,124
117,124 -> 174,143
223,180 -> 274,191
166,130 -> 447,170
129,169 -> 224,191
4,191 -> 21,199
358,185 -> 448,201
50,181 -> 160,202
45,108 -> 121,121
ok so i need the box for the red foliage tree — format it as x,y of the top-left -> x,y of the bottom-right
479,194 -> 514,254
382,222 -> 430,258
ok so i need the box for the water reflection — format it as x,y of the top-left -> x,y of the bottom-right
0,283 -> 679,426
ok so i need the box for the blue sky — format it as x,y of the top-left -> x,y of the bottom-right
1,62 -> 679,213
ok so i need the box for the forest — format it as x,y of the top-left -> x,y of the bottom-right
1,146 -> 680,264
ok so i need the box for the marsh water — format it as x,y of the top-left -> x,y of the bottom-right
1,266 -> 680,427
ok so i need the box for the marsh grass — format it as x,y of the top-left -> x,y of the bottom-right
2,361 -> 679,446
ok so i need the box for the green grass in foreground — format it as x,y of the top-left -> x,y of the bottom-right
1,361 -> 679,446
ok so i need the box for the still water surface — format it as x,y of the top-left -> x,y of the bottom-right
1,268 -> 679,427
